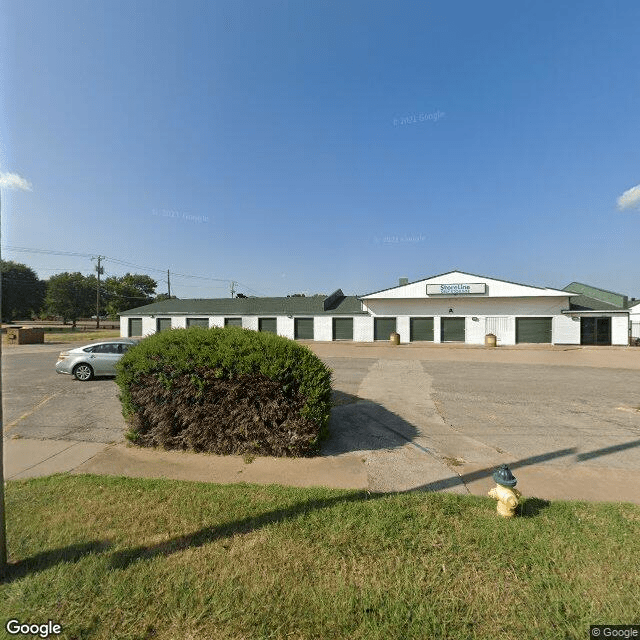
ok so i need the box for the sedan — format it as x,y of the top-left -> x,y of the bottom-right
55,338 -> 140,381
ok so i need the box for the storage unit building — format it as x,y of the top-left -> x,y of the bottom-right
121,271 -> 632,346
359,271 -> 584,345
120,289 -> 367,341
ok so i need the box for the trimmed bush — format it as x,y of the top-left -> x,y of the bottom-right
115,326 -> 333,457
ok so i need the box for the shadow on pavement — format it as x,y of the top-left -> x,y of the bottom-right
322,391 -> 419,455
576,439 -> 640,462
411,448 -> 578,493
410,438 -> 640,493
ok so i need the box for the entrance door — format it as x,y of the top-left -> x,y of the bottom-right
441,317 -> 465,342
580,317 -> 611,345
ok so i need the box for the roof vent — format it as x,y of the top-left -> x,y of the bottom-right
324,289 -> 345,311
399,277 -> 409,286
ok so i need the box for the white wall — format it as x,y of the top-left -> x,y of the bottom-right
141,317 -> 156,336
278,316 -> 295,340
354,316 -> 373,342
363,296 -> 570,317
243,316 -> 258,331
553,315 -> 581,345
173,316 -> 188,330
396,316 -> 410,343
364,271 -> 571,300
315,316 -> 333,341
612,316 -> 629,345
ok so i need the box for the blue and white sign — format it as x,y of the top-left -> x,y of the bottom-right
426,283 -> 486,295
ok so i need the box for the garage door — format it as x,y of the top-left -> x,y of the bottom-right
374,317 -> 397,341
516,317 -> 552,343
225,318 -> 242,327
410,317 -> 434,341
187,318 -> 209,328
128,318 -> 142,336
156,318 -> 171,332
259,318 -> 277,333
333,318 -> 353,340
441,317 -> 465,342
294,318 -> 314,339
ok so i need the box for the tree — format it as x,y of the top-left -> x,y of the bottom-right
45,272 -> 96,327
103,273 -> 157,317
154,293 -> 177,303
0,261 -> 46,322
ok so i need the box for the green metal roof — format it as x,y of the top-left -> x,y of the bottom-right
563,282 -> 627,308
120,293 -> 366,317
568,295 -> 623,311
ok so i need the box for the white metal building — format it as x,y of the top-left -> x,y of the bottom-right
630,301 -> 640,340
120,270 -> 632,345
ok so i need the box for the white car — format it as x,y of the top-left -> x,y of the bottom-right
55,338 -> 140,381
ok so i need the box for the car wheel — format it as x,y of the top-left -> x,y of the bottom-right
73,363 -> 94,381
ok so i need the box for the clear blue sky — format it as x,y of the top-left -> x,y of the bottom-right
1,0 -> 639,299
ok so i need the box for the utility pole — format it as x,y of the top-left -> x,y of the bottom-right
0,171 -> 32,577
167,270 -> 171,297
0,188 -> 6,577
95,256 -> 103,329
230,281 -> 236,298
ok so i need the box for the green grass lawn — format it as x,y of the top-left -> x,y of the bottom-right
43,329 -> 121,343
2,475 -> 639,640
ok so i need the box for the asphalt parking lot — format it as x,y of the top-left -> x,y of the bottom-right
3,343 -> 125,443
3,341 -> 640,497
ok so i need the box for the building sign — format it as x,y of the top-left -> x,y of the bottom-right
426,283 -> 486,295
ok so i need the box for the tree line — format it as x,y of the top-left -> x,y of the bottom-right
1,260 -> 174,325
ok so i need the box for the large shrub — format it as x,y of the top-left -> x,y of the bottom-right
115,326 -> 333,457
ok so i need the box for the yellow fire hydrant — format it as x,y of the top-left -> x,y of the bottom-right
488,464 -> 521,518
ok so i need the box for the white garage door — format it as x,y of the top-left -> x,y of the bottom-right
485,317 -> 510,344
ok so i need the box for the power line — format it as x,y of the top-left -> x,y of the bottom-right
2,245 -> 265,291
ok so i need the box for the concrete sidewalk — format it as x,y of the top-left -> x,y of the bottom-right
5,435 -> 640,505
3,436 -> 369,489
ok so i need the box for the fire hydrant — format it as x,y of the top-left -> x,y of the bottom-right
488,464 -> 521,518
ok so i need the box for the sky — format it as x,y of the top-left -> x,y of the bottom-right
1,0 -> 639,300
